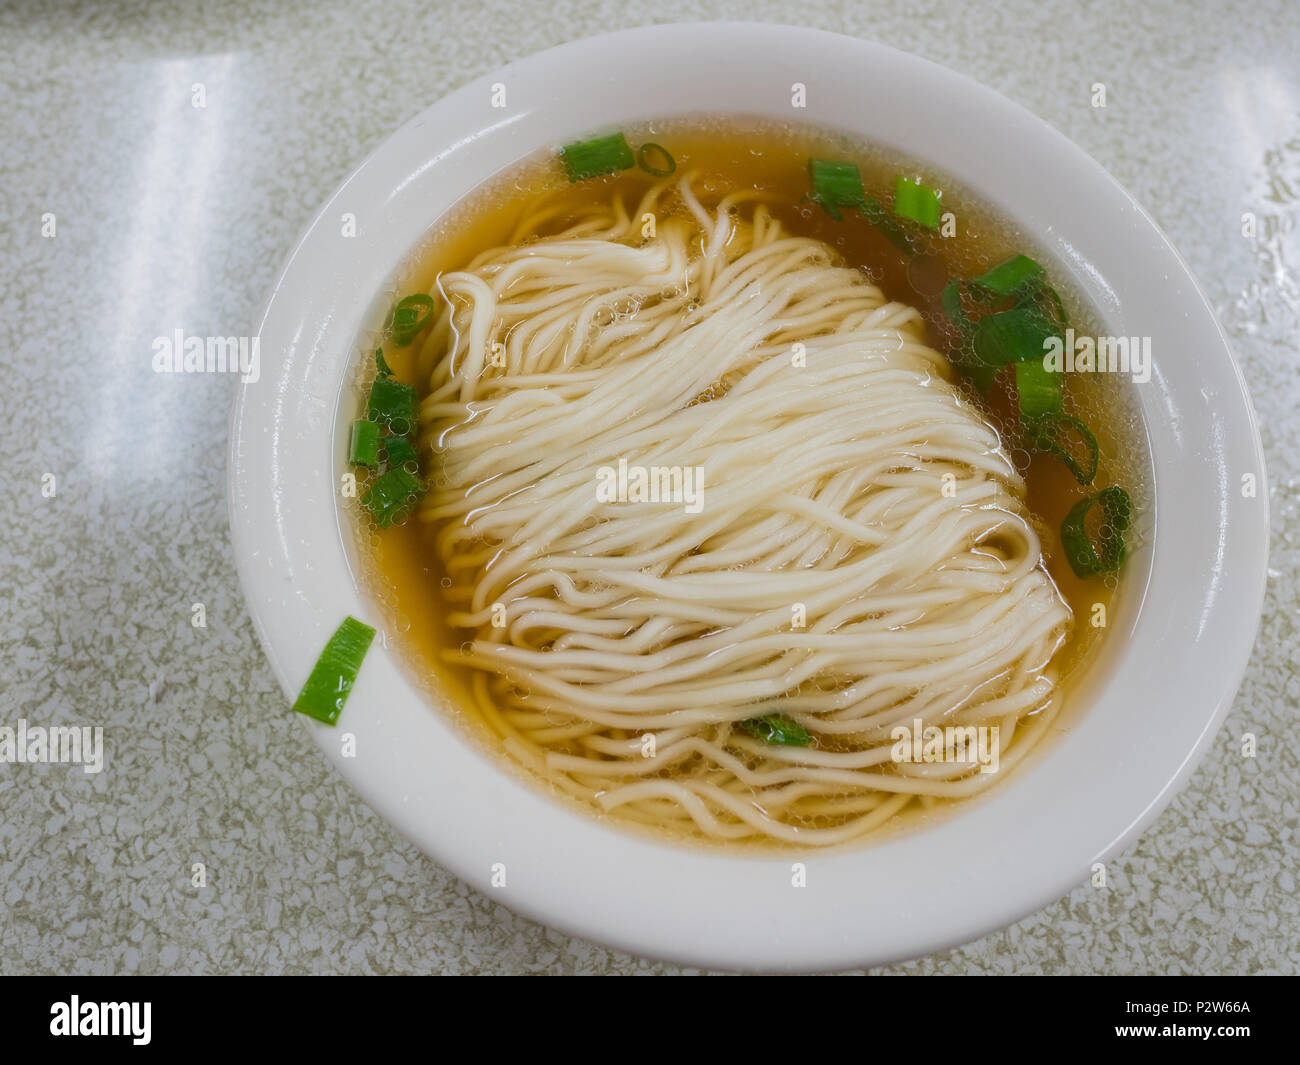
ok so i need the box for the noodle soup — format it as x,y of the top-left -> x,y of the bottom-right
347,117 -> 1145,850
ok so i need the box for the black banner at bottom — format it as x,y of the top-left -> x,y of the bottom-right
0,974 -> 1286,1049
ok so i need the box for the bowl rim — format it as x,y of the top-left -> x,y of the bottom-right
227,20 -> 1270,971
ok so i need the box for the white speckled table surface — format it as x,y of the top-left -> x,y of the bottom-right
1,0 -> 1296,975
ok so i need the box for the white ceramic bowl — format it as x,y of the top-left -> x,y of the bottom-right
228,22 -> 1269,971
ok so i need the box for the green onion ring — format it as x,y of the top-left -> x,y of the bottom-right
391,294 -> 435,346
636,142 -> 676,177
1061,485 -> 1131,579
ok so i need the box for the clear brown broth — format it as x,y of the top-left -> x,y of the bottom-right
349,117 -> 1146,847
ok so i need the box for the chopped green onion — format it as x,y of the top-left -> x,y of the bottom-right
349,418 -> 381,468
1014,359 -> 1063,420
893,176 -> 941,230
362,467 -> 424,528
967,252 -> 1068,329
1061,485 -> 1131,579
808,158 -> 866,221
384,434 -> 418,470
740,713 -> 813,747
375,348 -> 394,377
941,279 -> 970,332
942,280 -> 996,393
949,260 -> 1072,401
974,306 -> 1059,366
1030,413 -> 1099,485
807,159 -> 916,251
391,294 -> 435,347
969,361 -> 1000,396
1023,279 -> 1070,329
292,616 -> 376,725
367,375 -> 417,436
973,254 -> 1044,297
859,195 -> 917,253
636,142 -> 676,177
560,132 -> 635,182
